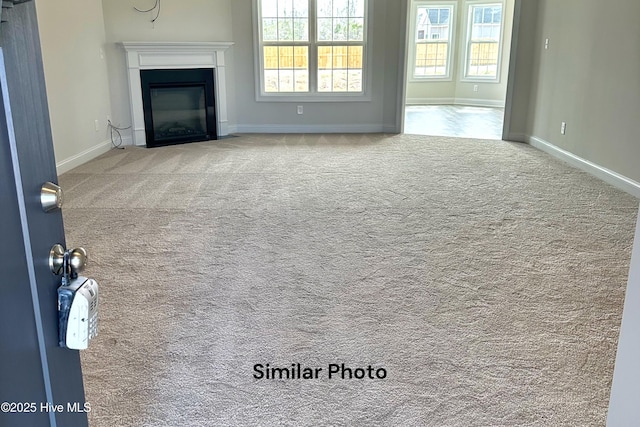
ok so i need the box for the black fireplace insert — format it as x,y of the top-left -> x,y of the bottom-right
140,68 -> 217,148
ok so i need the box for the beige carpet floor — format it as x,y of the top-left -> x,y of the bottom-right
59,133 -> 638,426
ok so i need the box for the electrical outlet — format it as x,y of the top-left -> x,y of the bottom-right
561,122 -> 566,135
297,105 -> 303,115
545,38 -> 550,50
94,119 -> 100,132
106,115 -> 112,125
473,85 -> 479,92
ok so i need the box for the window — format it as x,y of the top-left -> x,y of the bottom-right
411,3 -> 455,79
464,2 -> 503,79
256,0 -> 368,99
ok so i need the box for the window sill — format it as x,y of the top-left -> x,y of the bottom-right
409,76 -> 454,83
255,93 -> 372,103
460,76 -> 501,84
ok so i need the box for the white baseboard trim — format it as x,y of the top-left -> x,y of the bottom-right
231,124 -> 387,134
56,140 -> 112,175
406,97 -> 454,105
528,136 -> 640,198
406,97 -> 505,108
454,98 -> 505,108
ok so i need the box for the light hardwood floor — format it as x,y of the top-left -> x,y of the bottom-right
404,105 -> 504,140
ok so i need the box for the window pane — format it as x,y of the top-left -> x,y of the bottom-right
279,46 -> 294,68
279,69 -> 294,92
293,0 -> 308,17
414,43 -> 426,75
264,46 -> 279,69
318,47 -> 333,92
471,25 -> 480,39
294,46 -> 309,69
262,18 -> 278,41
332,45 -> 348,68
278,18 -> 294,41
350,0 -> 365,17
473,7 -> 483,23
294,70 -> 309,91
439,8 -> 450,24
318,46 -> 332,69
491,25 -> 500,40
318,70 -> 332,92
264,70 -> 279,92
492,7 -> 502,23
318,18 -> 333,41
348,18 -> 364,41
293,18 -> 309,41
416,7 -> 426,38
333,17 -> 348,41
262,0 -> 278,17
332,70 -> 348,91
333,0 -> 348,17
348,46 -> 363,68
278,0 -> 294,18
348,70 -> 362,91
318,0 -> 332,17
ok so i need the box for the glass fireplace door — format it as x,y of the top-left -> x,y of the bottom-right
150,84 -> 207,142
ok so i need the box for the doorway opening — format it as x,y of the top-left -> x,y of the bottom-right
402,0 -> 515,140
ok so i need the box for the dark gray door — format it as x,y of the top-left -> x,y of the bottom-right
0,2 -> 87,427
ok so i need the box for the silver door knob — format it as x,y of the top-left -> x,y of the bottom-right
49,244 -> 88,276
68,247 -> 88,273
41,182 -> 64,212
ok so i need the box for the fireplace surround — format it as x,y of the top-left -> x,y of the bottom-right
121,41 -> 233,147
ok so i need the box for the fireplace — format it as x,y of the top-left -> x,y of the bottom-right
121,42 -> 233,147
140,68 -> 217,147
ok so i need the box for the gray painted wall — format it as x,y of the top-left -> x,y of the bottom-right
230,0 -> 403,133
36,0 -> 112,173
524,0 -> 640,183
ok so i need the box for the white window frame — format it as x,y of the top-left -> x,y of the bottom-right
253,0 -> 373,102
461,0 -> 505,82
408,1 -> 457,82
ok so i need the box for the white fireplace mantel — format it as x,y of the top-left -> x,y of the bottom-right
120,41 -> 233,146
